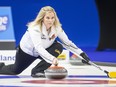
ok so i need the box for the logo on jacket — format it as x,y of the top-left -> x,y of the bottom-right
49,34 -> 55,40
55,49 -> 61,55
41,34 -> 46,39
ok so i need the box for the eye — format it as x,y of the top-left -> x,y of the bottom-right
52,17 -> 54,19
46,17 -> 50,19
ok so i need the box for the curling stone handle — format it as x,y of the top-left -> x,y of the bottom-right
54,62 -> 58,66
53,58 -> 58,66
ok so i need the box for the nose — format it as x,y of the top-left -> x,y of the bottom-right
49,19 -> 53,22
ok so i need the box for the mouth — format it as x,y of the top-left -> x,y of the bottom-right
48,23 -> 52,25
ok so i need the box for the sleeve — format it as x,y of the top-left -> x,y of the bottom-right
28,27 -> 55,64
57,28 -> 83,55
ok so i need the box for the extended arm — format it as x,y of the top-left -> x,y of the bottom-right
58,30 -> 90,63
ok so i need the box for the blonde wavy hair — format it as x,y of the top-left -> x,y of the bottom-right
27,6 -> 61,30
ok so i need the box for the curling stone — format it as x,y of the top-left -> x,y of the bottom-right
69,54 -> 84,65
44,64 -> 68,79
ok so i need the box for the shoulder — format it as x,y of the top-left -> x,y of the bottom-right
28,25 -> 41,32
56,26 -> 63,33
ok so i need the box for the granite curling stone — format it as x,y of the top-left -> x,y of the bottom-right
45,65 -> 68,79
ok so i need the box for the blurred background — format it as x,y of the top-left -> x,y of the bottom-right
0,0 -> 116,64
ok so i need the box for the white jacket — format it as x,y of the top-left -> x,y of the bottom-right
20,23 -> 83,64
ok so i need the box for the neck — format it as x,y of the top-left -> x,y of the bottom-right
47,28 -> 51,33
47,26 -> 51,31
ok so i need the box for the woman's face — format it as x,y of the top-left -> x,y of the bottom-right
43,11 -> 55,30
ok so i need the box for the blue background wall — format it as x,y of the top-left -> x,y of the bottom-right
0,0 -> 99,48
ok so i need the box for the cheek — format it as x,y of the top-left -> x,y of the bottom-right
52,19 -> 55,23
43,19 -> 48,24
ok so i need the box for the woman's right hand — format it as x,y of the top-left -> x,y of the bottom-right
52,58 -> 58,66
